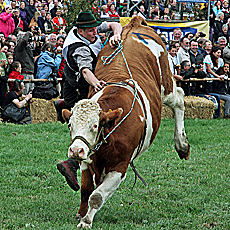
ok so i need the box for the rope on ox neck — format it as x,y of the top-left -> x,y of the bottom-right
100,40 -> 137,141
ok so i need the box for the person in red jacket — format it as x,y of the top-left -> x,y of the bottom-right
53,9 -> 66,34
108,4 -> 120,18
8,61 -> 24,91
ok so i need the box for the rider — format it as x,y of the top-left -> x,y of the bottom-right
56,11 -> 122,191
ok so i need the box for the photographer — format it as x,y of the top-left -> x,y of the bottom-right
2,80 -> 32,124
35,42 -> 62,95
15,31 -> 34,94
14,30 -> 44,94
180,60 -> 207,96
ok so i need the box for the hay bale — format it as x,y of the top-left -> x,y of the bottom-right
29,96 -> 218,122
220,100 -> 226,118
30,98 -> 58,123
162,96 -> 215,119
184,96 -> 215,119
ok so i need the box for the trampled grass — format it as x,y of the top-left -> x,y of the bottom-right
0,119 -> 229,229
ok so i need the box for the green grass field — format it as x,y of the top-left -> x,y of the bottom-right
0,119 -> 230,230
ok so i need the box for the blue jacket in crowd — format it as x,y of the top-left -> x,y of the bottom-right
36,51 -> 62,80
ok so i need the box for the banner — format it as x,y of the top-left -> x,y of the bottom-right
120,18 -> 209,41
177,0 -> 208,2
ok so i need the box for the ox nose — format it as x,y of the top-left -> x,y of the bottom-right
68,147 -> 85,159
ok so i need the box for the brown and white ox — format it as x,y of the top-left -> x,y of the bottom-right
62,17 -> 190,228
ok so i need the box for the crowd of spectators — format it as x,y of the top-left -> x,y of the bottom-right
166,28 -> 230,118
0,0 -> 230,121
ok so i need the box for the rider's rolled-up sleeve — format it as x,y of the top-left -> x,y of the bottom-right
72,46 -> 94,72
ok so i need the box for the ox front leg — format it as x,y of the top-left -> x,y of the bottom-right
77,171 -> 124,229
162,85 -> 190,160
76,164 -> 94,221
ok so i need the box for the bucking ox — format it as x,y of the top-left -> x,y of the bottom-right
62,17 -> 190,228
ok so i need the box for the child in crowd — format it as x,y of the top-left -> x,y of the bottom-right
6,52 -> 13,74
8,61 -> 24,91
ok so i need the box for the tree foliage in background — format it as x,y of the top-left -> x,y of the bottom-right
63,0 -> 99,33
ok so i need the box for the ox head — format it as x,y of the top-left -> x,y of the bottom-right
62,99 -> 123,164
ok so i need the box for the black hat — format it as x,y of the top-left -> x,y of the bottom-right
72,11 -> 102,28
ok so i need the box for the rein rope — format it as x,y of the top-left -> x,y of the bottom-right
95,40 -> 147,188
89,40 -> 138,155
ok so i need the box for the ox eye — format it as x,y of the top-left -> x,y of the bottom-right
92,123 -> 98,130
68,123 -> 71,130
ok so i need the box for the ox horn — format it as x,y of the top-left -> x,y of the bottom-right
62,109 -> 72,123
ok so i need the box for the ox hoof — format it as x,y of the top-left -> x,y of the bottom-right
74,213 -> 82,222
77,221 -> 92,229
176,144 -> 190,160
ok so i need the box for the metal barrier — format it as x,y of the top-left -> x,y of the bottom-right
7,78 -> 63,83
6,78 -> 230,83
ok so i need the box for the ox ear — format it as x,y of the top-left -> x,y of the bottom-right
62,109 -> 72,123
100,108 -> 123,128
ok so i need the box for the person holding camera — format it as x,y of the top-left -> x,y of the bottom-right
168,44 -> 182,81
14,31 -> 36,94
2,80 -> 32,124
35,42 -> 61,87
180,60 -> 207,96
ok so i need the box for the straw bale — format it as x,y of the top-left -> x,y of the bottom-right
162,96 -> 215,119
30,98 -> 58,123
220,100 -> 226,118
26,96 -> 221,123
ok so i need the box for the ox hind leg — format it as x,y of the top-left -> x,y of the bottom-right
77,171 -> 124,229
162,83 -> 190,160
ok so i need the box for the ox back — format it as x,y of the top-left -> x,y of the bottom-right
90,16 -> 171,147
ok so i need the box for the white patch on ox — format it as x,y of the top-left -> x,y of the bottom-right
139,115 -> 144,122
91,88 -> 105,102
113,81 -> 153,159
132,36 -> 164,80
132,82 -> 153,157
78,171 -> 124,228
80,162 -> 88,171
